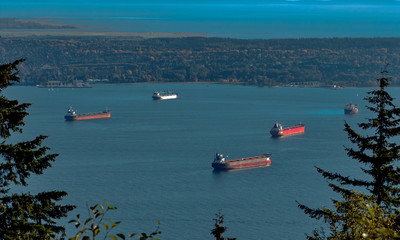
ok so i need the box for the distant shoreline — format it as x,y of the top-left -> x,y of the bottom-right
0,30 -> 206,39
3,18 -> 399,40
25,81 -> 388,90
4,35 -> 400,88
4,29 -> 400,40
0,18 -> 206,38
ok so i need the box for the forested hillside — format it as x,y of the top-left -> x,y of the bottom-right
1,37 -> 399,87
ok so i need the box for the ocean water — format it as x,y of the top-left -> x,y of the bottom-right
6,84 -> 399,240
2,0 -> 400,38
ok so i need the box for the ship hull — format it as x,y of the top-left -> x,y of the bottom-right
212,154 -> 271,170
344,109 -> 358,115
65,112 -> 111,121
270,124 -> 305,137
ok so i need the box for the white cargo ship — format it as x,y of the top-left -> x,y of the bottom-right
152,90 -> 179,100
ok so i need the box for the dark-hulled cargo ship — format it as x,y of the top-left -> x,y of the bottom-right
211,153 -> 272,170
64,107 -> 111,121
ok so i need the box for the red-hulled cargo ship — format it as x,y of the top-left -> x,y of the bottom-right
270,123 -> 305,137
344,103 -> 358,115
211,153 -> 272,170
64,107 -> 111,121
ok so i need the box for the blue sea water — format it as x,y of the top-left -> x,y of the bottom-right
2,0 -> 400,38
6,84 -> 400,240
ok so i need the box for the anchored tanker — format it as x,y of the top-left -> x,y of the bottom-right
270,123 -> 305,137
64,107 -> 111,121
211,153 -> 272,170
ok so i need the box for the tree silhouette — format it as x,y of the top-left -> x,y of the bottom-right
210,213 -> 236,240
298,67 -> 400,238
0,59 -> 75,239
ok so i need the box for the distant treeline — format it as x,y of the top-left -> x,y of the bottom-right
1,36 -> 400,87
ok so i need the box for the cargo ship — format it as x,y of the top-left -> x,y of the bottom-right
211,153 -> 272,170
344,103 -> 358,115
64,107 -> 111,121
270,123 -> 305,137
152,90 -> 178,100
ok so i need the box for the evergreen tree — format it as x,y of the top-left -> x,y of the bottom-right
210,213 -> 236,240
308,191 -> 399,240
298,68 -> 400,238
0,59 -> 75,239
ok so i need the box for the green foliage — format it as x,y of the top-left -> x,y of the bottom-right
69,201 -> 161,240
210,212 -> 236,240
309,192 -> 399,240
0,59 -> 75,239
298,67 -> 400,239
2,37 -> 400,87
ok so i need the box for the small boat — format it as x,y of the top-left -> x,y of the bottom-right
152,90 -> 178,100
211,153 -> 272,170
270,123 -> 305,137
64,107 -> 111,121
344,103 -> 358,115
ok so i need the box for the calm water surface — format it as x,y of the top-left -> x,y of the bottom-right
3,1 -> 400,38
6,84 -> 399,240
